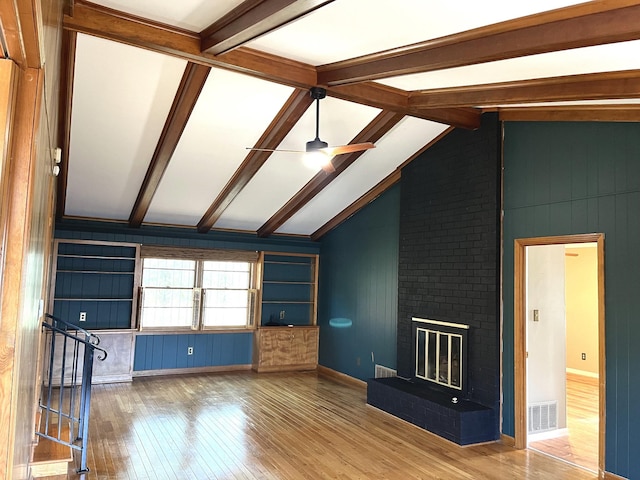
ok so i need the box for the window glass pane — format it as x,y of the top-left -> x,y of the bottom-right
203,289 -> 248,327
142,258 -> 195,288
141,288 -> 193,328
439,334 -> 449,384
202,261 -> 250,289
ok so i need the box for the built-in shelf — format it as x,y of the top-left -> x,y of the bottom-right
50,240 -> 140,330
260,252 -> 318,327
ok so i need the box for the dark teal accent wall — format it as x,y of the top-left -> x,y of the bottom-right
134,332 -> 252,370
503,122 -> 640,478
318,184 -> 399,380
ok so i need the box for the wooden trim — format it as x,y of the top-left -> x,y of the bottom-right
139,244 -> 258,262
55,30 -> 76,219
317,365 -> 367,389
129,62 -> 210,227
513,234 -> 605,477
132,364 -> 252,378
311,169 -> 400,240
500,434 -> 516,447
253,363 -> 317,373
0,66 -> 44,480
200,0 -> 334,55
62,2 -> 480,130
197,88 -> 313,233
409,70 -> 640,109
317,1 -> 640,85
500,105 -> 640,123
257,110 -> 404,237
0,0 -> 42,68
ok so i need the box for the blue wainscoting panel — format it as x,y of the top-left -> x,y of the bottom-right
133,333 -> 253,371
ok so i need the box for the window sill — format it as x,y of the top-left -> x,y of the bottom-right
136,326 -> 256,335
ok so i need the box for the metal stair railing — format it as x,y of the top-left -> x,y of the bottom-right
38,313 -> 107,474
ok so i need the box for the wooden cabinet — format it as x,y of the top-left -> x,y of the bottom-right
252,326 -> 319,372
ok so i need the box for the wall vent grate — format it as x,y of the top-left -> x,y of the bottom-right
375,364 -> 397,379
528,401 -> 558,433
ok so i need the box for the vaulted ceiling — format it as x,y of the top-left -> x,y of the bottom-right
19,1 -> 640,238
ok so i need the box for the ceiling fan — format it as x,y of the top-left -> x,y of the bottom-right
248,87 -> 375,173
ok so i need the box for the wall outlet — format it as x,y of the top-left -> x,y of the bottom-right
188,347 -> 193,355
279,310 -> 285,320
581,352 -> 586,360
79,312 -> 86,322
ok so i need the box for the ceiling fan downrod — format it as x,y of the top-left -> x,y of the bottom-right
306,87 -> 328,152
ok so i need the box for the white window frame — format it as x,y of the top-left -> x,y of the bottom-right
138,247 -> 258,332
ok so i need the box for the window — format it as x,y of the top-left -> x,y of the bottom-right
139,247 -> 257,330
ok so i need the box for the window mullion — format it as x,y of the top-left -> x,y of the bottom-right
195,261 -> 205,330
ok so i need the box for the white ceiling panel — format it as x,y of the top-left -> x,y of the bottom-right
214,98 -> 381,231
144,68 -> 295,226
248,0 -> 586,65
87,0 -> 244,32
65,34 -> 187,220
379,40 -> 640,91
277,118 -> 449,235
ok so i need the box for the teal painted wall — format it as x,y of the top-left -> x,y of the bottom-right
318,184 -> 399,380
503,122 -> 640,478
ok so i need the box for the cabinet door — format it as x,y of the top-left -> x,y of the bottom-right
289,328 -> 318,365
259,329 -> 295,366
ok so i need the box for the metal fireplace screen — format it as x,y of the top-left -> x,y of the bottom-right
415,327 -> 463,390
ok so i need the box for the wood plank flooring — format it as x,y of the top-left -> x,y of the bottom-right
61,371 -> 598,479
529,373 -> 599,472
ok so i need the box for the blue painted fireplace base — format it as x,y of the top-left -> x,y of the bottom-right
367,377 -> 497,445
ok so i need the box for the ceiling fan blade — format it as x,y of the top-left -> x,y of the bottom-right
246,147 -> 304,153
322,142 -> 376,156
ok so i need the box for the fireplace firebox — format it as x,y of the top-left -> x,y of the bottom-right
412,317 -> 468,396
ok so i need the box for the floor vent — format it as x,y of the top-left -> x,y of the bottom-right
375,364 -> 397,379
528,401 -> 558,433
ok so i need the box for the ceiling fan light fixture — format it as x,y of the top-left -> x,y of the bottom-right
303,149 -> 331,171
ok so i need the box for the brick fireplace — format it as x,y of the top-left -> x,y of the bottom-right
367,113 -> 501,444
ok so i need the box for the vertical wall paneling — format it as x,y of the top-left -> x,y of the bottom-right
133,333 -> 253,371
318,184 -> 400,380
503,121 -> 640,479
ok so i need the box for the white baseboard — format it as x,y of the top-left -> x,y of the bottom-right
528,427 -> 568,442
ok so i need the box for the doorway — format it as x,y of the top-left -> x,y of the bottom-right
513,234 -> 605,475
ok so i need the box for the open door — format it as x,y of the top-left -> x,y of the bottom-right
514,234 -> 605,475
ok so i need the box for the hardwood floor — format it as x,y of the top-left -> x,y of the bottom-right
529,373 -> 599,472
60,371 -> 598,480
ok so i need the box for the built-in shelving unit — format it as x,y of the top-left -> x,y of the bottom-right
260,252 -> 318,326
50,239 -> 140,330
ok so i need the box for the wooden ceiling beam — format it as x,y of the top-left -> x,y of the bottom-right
257,110 -> 404,237
197,88 -> 314,233
129,62 -> 210,227
63,1 -> 480,129
329,82 -> 480,129
55,30 -> 76,219
408,70 -> 640,109
201,0 -> 334,55
500,105 -> 640,123
317,1 -> 640,86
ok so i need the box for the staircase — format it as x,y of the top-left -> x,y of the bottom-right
31,314 -> 107,476
30,411 -> 73,478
